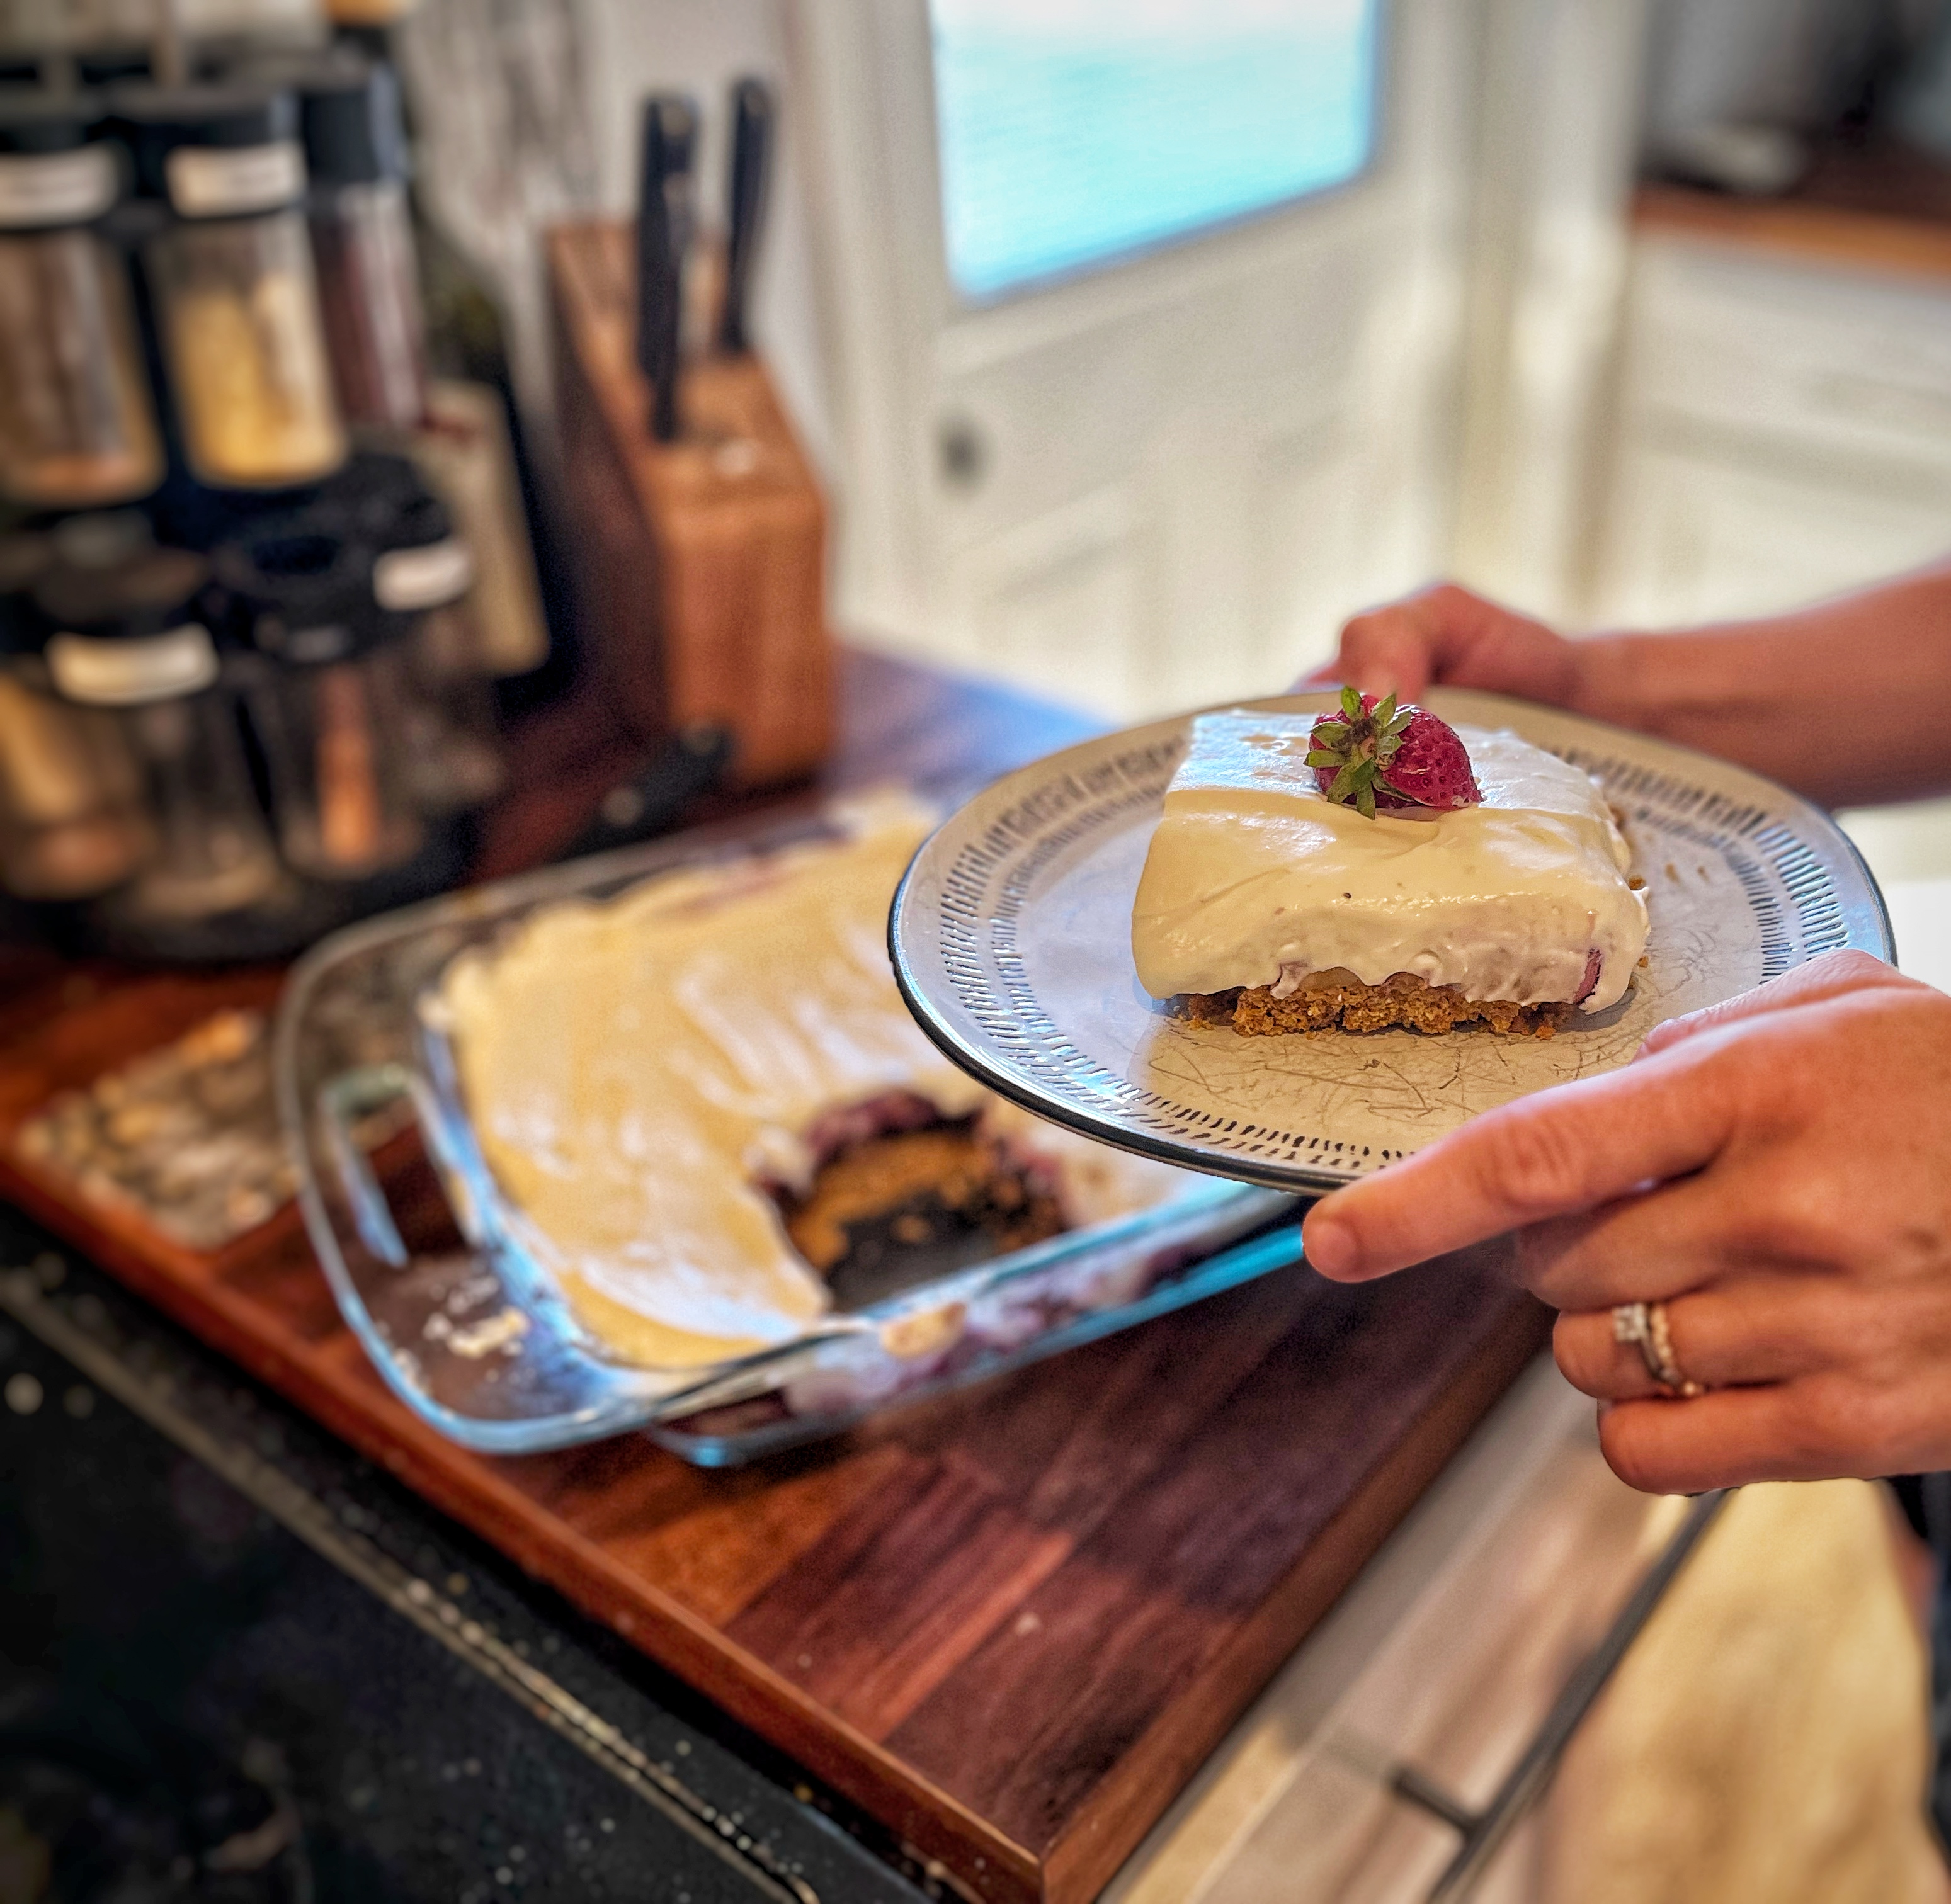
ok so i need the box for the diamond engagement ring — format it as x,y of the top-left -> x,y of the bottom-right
1612,1300 -> 1705,1398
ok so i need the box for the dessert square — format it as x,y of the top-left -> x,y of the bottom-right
1132,710 -> 1649,1034
430,798 -> 1183,1369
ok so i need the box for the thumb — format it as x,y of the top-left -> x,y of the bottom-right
1312,616 -> 1440,699
1637,948 -> 1909,1057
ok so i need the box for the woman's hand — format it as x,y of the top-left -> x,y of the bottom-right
1295,582 -> 1586,705
1300,568 -> 1951,806
1300,951 -> 1951,1494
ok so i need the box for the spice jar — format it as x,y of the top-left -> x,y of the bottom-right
219,522 -> 424,880
116,82 -> 346,489
297,52 -> 427,429
34,544 -> 284,919
317,452 -> 503,813
0,531 -> 151,899
0,88 -> 162,508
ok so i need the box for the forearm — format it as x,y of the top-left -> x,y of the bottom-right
1569,564 -> 1951,807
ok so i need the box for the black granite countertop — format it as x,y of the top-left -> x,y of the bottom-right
0,1201 -> 933,1904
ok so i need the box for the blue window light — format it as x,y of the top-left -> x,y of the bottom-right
930,0 -> 1383,302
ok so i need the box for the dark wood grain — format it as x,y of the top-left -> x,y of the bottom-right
0,652 -> 1546,1903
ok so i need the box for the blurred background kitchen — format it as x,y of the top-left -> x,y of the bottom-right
6,0 -> 1951,956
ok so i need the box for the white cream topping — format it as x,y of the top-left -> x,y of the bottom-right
1131,713 -> 1650,1014
436,795 -> 1179,1370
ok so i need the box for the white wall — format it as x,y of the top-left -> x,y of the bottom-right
401,0 -> 834,478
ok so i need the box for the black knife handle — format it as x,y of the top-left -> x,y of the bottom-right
719,76 -> 773,355
636,91 -> 698,442
558,722 -> 734,862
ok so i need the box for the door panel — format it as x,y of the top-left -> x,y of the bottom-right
793,0 -> 1473,718
947,494 -> 1151,714
1251,421 -> 1372,688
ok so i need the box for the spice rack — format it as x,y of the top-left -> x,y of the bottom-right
0,40 -> 552,956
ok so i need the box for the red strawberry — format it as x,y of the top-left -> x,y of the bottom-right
1375,703 -> 1482,811
1305,688 -> 1482,819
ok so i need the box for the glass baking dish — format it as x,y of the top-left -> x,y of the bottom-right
273,801 -> 1306,1465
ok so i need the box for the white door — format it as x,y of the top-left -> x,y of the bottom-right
790,0 -> 1481,720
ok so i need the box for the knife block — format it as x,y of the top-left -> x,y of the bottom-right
547,220 -> 834,787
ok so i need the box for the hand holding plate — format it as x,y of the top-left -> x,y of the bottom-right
1305,949 -> 1951,1494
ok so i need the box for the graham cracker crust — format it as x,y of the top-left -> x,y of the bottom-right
1185,970 -> 1574,1038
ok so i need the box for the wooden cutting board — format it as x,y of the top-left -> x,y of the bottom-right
0,658 -> 1549,1904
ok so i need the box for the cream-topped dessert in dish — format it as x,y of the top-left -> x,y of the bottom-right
429,796 -> 1182,1370
1131,700 -> 1650,1036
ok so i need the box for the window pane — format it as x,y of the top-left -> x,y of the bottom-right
930,0 -> 1382,302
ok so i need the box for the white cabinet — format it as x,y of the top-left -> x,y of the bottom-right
1591,234 -> 1951,628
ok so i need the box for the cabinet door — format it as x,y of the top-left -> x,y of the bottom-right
1591,236 -> 1951,629
1596,435 -> 1951,628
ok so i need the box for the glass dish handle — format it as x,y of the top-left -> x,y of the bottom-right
316,1062 -> 486,1270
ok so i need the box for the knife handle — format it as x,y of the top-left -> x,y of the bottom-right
637,91 -> 698,442
558,722 -> 733,861
719,76 -> 773,356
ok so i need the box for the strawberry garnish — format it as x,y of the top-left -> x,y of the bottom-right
1306,687 -> 1482,819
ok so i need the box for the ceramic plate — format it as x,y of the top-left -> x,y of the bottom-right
889,689 -> 1892,1193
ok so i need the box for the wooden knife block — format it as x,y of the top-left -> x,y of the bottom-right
548,220 -> 835,787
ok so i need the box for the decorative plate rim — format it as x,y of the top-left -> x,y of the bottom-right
889,689 -> 1894,1194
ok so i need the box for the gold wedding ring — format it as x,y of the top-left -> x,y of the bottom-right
1612,1300 -> 1705,1398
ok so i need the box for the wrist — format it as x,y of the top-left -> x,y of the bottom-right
1564,632 -> 1658,732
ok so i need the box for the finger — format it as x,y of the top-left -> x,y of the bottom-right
1302,1043 -> 1737,1280
1553,1278 -> 1831,1402
1316,585 -> 1490,698
1639,948 -> 1908,1057
1506,1159 -> 1820,1310
1596,1379 -> 1899,1493
1310,614 -> 1439,699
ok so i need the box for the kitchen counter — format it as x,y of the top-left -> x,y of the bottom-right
1,649 -> 1939,1901
1634,141 -> 1951,283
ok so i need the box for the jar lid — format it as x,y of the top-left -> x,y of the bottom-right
290,51 -> 409,187
0,86 -> 100,154
46,623 -> 219,705
215,524 -> 405,664
307,456 -> 472,608
50,508 -> 156,569
77,47 -> 152,89
316,452 -> 450,545
0,89 -> 119,227
0,533 -> 52,657
33,546 -> 212,642
316,450 -> 424,531
110,82 -> 305,214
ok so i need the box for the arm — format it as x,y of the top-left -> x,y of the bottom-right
1311,568 -> 1951,807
